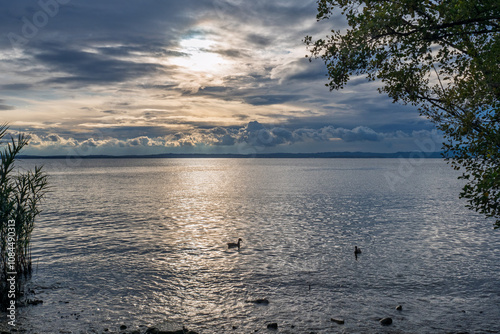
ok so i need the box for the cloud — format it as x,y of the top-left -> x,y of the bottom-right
0,99 -> 15,110
321,126 -> 384,142
0,104 -> 15,110
246,33 -> 273,47
1,0 -> 439,156
243,94 -> 307,106
32,47 -> 165,86
214,48 -> 249,59
271,58 -> 328,83
0,83 -> 34,90
18,120 -> 443,156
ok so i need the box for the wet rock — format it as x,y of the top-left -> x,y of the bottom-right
396,305 -> 403,311
26,299 -> 43,305
120,325 -> 127,330
331,318 -> 345,325
146,321 -> 187,334
379,317 -> 393,326
267,323 -> 278,330
162,330 -> 184,334
133,323 -> 195,334
247,298 -> 270,305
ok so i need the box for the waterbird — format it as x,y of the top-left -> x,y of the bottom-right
228,238 -> 242,249
354,246 -> 362,255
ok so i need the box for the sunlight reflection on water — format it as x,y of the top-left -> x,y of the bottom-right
10,158 -> 500,333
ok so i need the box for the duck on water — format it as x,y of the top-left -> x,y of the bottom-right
228,238 -> 242,249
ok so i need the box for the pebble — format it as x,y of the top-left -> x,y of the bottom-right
267,323 -> 278,330
247,298 -> 269,304
379,317 -> 393,326
331,318 -> 345,325
26,299 -> 43,305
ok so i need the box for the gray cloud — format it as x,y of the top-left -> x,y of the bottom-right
0,99 -> 15,110
243,94 -> 308,106
246,33 -> 273,47
20,120 -> 443,156
271,58 -> 328,83
0,83 -> 34,90
33,47 -> 165,86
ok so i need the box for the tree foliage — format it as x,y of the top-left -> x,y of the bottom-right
0,125 -> 48,308
305,0 -> 500,227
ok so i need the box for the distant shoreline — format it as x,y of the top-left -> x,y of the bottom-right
18,151 -> 443,159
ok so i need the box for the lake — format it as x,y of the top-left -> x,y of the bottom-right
9,158 -> 500,333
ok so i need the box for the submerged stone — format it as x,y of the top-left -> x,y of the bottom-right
145,321 -> 198,334
379,317 -> 393,326
247,298 -> 270,305
267,322 -> 278,330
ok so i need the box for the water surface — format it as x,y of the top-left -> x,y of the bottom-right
10,158 -> 500,333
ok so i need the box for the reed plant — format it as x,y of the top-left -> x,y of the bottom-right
0,124 -> 48,308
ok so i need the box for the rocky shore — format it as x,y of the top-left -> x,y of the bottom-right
0,301 -> 484,334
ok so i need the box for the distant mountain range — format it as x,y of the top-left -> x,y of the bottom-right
19,151 -> 443,159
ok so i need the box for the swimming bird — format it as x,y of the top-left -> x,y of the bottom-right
228,238 -> 242,249
354,246 -> 362,255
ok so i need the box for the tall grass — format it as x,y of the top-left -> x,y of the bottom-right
0,124 -> 48,308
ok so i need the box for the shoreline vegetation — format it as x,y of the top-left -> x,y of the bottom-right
0,125 -> 48,313
18,151 -> 443,159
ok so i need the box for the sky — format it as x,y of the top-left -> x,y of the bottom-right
0,0 -> 443,156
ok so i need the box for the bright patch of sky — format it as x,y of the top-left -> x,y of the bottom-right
0,0 -> 442,155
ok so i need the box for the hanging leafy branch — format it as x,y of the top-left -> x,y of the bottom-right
305,0 -> 500,227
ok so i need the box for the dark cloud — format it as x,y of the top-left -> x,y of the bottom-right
0,99 -> 15,110
243,94 -> 307,106
214,48 -> 248,58
0,105 -> 16,110
322,126 -> 384,142
0,83 -> 34,90
234,114 -> 250,120
33,47 -> 164,86
246,33 -> 272,47
97,45 -> 187,58
273,58 -> 328,83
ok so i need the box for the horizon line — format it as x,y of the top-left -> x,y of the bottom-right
18,151 -> 444,159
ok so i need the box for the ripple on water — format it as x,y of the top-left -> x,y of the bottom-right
11,158 -> 500,333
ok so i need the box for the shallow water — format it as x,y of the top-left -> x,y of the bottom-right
8,158 -> 500,333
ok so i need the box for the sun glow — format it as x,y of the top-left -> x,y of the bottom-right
171,37 -> 228,74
